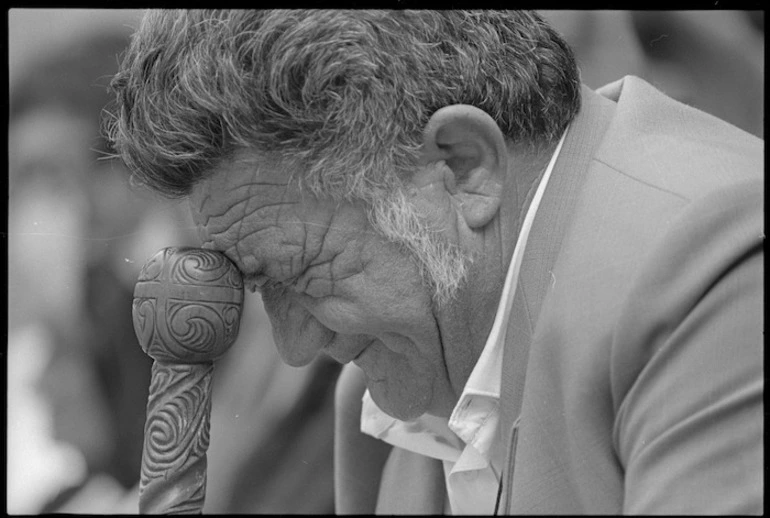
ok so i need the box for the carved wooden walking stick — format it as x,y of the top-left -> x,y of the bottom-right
132,247 -> 244,514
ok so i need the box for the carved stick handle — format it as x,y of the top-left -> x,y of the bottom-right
139,362 -> 213,514
132,247 -> 244,514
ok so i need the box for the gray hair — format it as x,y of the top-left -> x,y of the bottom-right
106,9 -> 581,303
106,9 -> 580,201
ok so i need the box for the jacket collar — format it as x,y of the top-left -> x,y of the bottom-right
498,84 -> 618,488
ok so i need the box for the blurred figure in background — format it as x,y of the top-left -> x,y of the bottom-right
8,13 -> 341,514
540,10 -> 764,138
204,301 -> 340,514
8,25 -> 200,513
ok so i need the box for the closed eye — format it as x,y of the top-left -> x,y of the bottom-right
244,273 -> 276,293
299,277 -> 334,299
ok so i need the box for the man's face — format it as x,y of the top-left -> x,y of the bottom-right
190,153 -> 456,420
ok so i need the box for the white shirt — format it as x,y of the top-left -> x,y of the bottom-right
360,129 -> 568,514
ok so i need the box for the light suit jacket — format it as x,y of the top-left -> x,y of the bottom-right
334,77 -> 764,514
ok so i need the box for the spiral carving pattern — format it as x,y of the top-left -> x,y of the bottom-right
139,362 -> 213,514
166,302 -> 222,357
170,248 -> 244,289
132,247 -> 244,514
133,298 -> 156,352
133,247 -> 244,364
141,363 -> 212,481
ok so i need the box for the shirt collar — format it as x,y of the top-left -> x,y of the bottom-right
447,127 -> 568,467
360,128 -> 569,470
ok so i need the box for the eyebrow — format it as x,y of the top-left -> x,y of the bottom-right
243,271 -> 299,291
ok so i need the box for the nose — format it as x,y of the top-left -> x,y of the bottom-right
322,334 -> 373,364
261,287 -> 333,367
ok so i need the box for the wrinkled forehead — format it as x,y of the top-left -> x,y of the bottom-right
189,149 -> 299,213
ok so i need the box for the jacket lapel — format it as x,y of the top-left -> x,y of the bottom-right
497,84 -> 617,512
376,447 -> 446,514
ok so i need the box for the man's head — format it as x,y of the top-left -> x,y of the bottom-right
108,9 -> 580,419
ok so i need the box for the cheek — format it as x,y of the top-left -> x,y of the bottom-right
364,243 -> 434,305
295,251 -> 438,341
296,294 -> 372,336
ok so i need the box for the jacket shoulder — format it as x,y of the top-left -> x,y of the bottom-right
333,364 -> 391,514
594,76 -> 763,203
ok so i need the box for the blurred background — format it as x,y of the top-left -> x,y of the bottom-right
6,9 -> 764,515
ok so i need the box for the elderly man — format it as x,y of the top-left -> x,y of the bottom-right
107,10 -> 763,514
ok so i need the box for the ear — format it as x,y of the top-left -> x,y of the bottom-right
419,105 -> 508,229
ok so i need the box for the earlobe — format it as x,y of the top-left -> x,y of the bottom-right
420,105 -> 508,229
